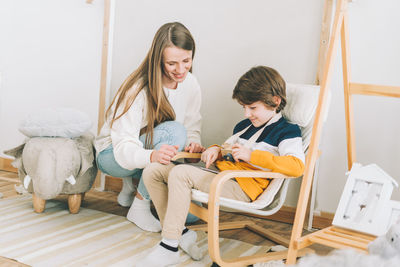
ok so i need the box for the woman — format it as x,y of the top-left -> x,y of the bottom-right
95,22 -> 204,232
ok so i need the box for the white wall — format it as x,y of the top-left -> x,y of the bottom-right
110,0 -> 324,205
315,0 -> 400,213
0,0 -> 104,157
3,0 -> 398,213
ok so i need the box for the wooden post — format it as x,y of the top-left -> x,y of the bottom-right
316,0 -> 334,85
97,0 -> 111,134
286,0 -> 347,264
341,9 -> 356,170
94,0 -> 111,189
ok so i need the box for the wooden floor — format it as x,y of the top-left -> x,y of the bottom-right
0,171 -> 332,266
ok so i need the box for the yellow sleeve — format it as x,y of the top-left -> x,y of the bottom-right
250,150 -> 305,177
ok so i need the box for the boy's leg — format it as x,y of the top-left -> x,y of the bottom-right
128,121 -> 186,232
136,163 -> 181,267
138,164 -> 204,265
139,164 -> 250,264
163,164 -> 250,238
142,162 -> 175,225
161,165 -> 249,261
142,163 -> 204,261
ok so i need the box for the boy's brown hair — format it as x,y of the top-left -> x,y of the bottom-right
232,66 -> 287,112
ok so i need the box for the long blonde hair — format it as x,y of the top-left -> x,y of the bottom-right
106,22 -> 195,147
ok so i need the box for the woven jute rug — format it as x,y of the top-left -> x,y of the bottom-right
0,195 -> 270,266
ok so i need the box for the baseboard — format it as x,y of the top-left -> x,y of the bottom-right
105,175 -> 123,192
104,175 -> 334,229
0,157 -> 17,173
245,206 -> 334,230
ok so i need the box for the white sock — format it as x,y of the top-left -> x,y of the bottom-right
127,197 -> 161,232
135,243 -> 179,267
117,177 -> 135,207
179,229 -> 203,260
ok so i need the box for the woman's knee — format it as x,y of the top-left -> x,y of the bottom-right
154,121 -> 187,150
96,152 -> 118,176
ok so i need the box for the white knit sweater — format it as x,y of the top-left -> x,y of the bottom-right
94,72 -> 202,170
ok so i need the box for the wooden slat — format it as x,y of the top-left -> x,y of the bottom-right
298,225 -> 375,251
349,83 -> 400,98
330,226 -> 376,241
308,236 -> 367,253
325,229 -> 372,244
314,232 -> 368,250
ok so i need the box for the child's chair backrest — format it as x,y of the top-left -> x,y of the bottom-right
282,83 -> 322,151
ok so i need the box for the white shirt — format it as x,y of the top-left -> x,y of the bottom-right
94,72 -> 202,170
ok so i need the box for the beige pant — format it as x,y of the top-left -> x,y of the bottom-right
142,163 -> 250,239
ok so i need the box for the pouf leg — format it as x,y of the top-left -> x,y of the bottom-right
68,194 -> 82,214
33,193 -> 46,213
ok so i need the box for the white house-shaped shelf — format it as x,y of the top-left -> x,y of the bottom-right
333,163 -> 398,236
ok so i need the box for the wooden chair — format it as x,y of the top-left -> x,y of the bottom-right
286,0 -> 400,264
172,82 -> 322,266
170,1 -> 354,265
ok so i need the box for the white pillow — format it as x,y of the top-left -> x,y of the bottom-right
19,108 -> 92,138
282,83 -> 320,128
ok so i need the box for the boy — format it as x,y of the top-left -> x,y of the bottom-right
136,66 -> 305,266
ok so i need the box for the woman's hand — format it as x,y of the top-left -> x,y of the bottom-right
232,143 -> 251,163
185,142 -> 206,153
201,146 -> 221,168
151,144 -> 179,164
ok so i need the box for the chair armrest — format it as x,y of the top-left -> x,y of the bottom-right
172,151 -> 202,160
215,170 -> 296,181
208,170 -> 296,204
172,152 -> 299,180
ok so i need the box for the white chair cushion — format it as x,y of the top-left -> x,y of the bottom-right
282,83 -> 320,128
191,178 -> 284,211
19,108 -> 92,138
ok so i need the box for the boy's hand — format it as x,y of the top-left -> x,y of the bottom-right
151,144 -> 179,164
201,146 -> 221,168
184,142 -> 205,153
232,143 -> 251,163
